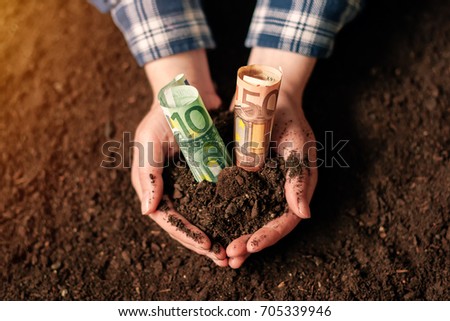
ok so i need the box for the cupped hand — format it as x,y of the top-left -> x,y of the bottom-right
226,94 -> 318,268
132,102 -> 227,267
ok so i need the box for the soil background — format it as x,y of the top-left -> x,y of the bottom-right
1,0 -> 449,300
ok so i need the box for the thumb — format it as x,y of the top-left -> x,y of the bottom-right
139,168 -> 163,215
228,94 -> 236,111
136,138 -> 164,215
285,159 -> 312,219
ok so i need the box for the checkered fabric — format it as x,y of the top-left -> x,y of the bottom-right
246,0 -> 362,57
90,0 -> 362,66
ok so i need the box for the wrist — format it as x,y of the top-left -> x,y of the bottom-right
248,47 -> 316,104
275,95 -> 306,118
144,49 -> 221,109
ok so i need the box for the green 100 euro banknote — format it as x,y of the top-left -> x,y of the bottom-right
158,74 -> 231,183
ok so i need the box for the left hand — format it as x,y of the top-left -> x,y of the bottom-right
226,93 -> 318,268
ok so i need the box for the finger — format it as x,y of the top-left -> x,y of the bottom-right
247,210 -> 301,253
212,257 -> 229,267
275,128 -> 306,218
205,91 -> 222,111
226,234 -> 251,257
274,112 -> 317,219
228,94 -> 236,111
149,200 -> 212,251
139,168 -> 163,215
228,254 -> 251,269
173,235 -> 228,267
131,162 -> 142,197
177,237 -> 227,261
278,136 -> 317,219
210,243 -> 228,260
285,166 -> 311,219
134,136 -> 164,215
285,161 -> 318,219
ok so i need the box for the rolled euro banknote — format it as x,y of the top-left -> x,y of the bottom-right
234,65 -> 283,171
158,74 -> 231,183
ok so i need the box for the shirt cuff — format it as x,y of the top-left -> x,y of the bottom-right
106,0 -> 215,66
245,0 -> 363,58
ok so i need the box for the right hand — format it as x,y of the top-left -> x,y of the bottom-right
132,102 -> 228,267
225,47 -> 318,268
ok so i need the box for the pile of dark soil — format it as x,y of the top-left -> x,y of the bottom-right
164,111 -> 290,246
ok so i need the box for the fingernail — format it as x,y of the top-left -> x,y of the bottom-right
298,203 -> 311,219
141,191 -> 150,215
210,243 -> 222,258
212,258 -> 227,267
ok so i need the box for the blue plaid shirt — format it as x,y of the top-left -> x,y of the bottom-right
90,0 -> 362,66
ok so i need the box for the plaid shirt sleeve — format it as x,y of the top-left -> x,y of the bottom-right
89,0 -> 215,66
89,0 -> 362,66
246,0 -> 363,58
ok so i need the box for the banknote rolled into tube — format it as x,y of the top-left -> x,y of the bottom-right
234,65 -> 283,171
158,74 -> 231,183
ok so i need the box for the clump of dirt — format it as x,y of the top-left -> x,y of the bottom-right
163,111 -> 293,246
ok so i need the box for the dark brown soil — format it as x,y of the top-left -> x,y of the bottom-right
164,112 -> 289,246
1,0 -> 449,300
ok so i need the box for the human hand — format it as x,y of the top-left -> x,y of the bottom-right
132,50 -> 227,266
226,48 -> 318,268
226,96 -> 318,268
131,103 -> 227,266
